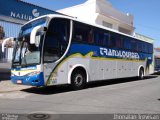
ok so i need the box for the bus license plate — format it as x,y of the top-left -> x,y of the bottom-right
17,80 -> 22,84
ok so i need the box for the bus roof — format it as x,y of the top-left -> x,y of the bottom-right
24,14 -> 154,44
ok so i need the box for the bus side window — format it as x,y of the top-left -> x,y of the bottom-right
122,36 -> 133,51
44,18 -> 70,62
87,30 -> 94,43
142,42 -> 148,53
110,32 -> 121,48
116,35 -> 122,48
131,39 -> 136,52
148,43 -> 153,54
73,21 -> 93,43
133,39 -> 138,52
94,28 -> 109,46
137,41 -> 143,52
94,29 -> 102,45
103,32 -> 110,47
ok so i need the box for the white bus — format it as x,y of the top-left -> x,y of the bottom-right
4,14 -> 154,90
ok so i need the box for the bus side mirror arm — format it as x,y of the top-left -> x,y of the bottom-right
30,26 -> 47,44
2,37 -> 15,52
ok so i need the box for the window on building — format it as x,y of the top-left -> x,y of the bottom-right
119,27 -> 131,35
102,21 -> 113,29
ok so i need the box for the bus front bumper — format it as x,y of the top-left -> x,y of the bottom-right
11,72 -> 45,87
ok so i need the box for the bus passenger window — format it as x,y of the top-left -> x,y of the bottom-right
109,33 -> 114,47
131,40 -> 136,51
73,21 -> 92,43
142,43 -> 148,53
137,41 -> 143,52
87,30 -> 94,43
103,32 -> 109,47
123,37 -> 132,50
148,43 -> 153,54
94,28 -> 109,46
75,35 -> 83,41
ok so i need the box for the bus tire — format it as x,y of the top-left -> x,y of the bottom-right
139,68 -> 144,80
71,69 -> 86,90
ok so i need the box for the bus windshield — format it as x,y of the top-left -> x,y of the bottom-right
19,17 -> 48,36
12,17 -> 48,67
12,17 -> 71,67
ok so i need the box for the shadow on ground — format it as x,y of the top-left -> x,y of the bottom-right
152,71 -> 160,75
22,75 -> 158,95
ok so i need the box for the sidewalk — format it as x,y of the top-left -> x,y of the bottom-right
0,62 -> 11,69
0,80 -> 31,93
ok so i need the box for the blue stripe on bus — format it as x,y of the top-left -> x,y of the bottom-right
67,43 -> 153,62
11,72 -> 44,86
12,66 -> 37,71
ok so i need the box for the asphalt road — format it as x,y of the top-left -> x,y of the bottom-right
0,75 -> 160,116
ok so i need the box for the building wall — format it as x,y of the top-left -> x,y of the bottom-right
58,0 -> 134,35
0,0 -> 58,62
0,0 -> 58,38
58,1 -> 98,24
0,20 -> 21,38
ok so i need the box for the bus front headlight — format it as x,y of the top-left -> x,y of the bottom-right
11,73 -> 15,77
26,71 -> 40,76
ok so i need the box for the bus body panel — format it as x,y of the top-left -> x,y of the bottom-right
10,15 -> 154,87
43,63 -> 57,85
46,55 -> 90,86
11,65 -> 45,86
45,43 -> 153,86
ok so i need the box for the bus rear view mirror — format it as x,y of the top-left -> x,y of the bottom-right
35,35 -> 41,47
30,26 -> 47,45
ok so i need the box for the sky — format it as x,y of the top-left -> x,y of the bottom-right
24,0 -> 160,47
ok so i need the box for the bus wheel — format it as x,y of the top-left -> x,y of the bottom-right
139,68 -> 144,80
71,69 -> 86,90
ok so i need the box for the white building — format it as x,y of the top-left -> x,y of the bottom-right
58,0 -> 134,35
